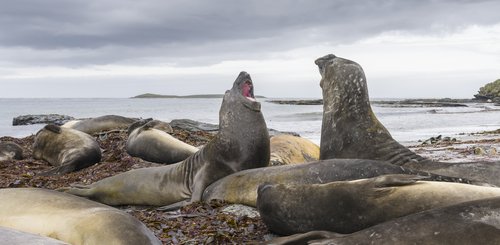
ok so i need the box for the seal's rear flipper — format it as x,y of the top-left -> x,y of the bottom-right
156,199 -> 191,211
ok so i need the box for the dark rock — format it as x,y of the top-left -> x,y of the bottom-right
12,114 -> 75,126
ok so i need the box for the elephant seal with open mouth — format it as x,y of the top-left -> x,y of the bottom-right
61,72 -> 270,210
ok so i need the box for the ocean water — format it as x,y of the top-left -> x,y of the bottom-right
1,98 -> 499,145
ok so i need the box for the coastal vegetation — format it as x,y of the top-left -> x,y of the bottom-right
475,79 -> 500,101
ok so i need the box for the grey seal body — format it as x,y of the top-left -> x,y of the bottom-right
126,119 -> 198,164
0,141 -> 24,161
315,54 -> 500,186
63,115 -> 138,135
0,188 -> 161,245
257,174 -> 500,235
61,72 -> 270,209
0,226 -> 68,245
267,197 -> 500,245
202,159 -> 479,207
33,124 -> 102,175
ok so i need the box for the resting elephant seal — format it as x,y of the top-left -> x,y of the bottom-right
126,119 -> 198,164
315,54 -> 500,186
61,71 -> 270,209
33,124 -> 102,175
0,188 -> 161,245
0,226 -> 68,245
269,134 -> 319,166
257,174 -> 500,235
62,115 -> 138,135
202,159 -> 480,207
0,141 -> 24,161
267,197 -> 500,245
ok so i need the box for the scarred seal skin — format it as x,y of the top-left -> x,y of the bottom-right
33,124 -> 102,175
202,159 -> 481,207
257,174 -> 500,235
315,54 -> 500,186
61,72 -> 270,209
266,197 -> 500,245
0,188 -> 161,245
126,119 -> 198,164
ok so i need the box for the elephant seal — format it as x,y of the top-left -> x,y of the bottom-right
0,188 -> 161,245
0,141 -> 24,161
62,115 -> 138,135
269,134 -> 319,166
315,54 -> 500,186
0,226 -> 68,245
61,71 -> 270,209
33,124 -> 102,175
202,159 -> 481,207
267,197 -> 500,245
257,174 -> 500,235
126,119 -> 198,164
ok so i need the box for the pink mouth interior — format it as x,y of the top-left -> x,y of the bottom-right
242,81 -> 256,101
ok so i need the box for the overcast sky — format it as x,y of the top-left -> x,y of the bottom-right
1,0 -> 499,98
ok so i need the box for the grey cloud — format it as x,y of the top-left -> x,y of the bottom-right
1,0 -> 500,66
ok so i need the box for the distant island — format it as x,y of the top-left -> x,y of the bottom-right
132,93 -> 266,99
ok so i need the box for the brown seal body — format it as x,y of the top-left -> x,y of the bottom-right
33,124 -> 102,175
202,159 -> 480,207
63,115 -> 138,135
0,188 -> 161,245
269,134 -> 319,166
61,72 -> 270,209
126,119 -> 198,164
257,174 -> 500,235
0,141 -> 24,161
267,197 -> 500,245
315,54 -> 500,186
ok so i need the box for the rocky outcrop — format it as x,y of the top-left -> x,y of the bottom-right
12,114 -> 75,126
474,79 -> 500,101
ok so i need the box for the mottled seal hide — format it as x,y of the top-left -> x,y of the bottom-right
126,119 -> 198,164
0,188 -> 161,245
267,197 -> 500,245
62,115 -> 138,135
61,72 -> 270,209
33,124 -> 102,175
0,141 -> 24,161
315,54 -> 500,186
257,174 -> 500,235
202,159 -> 480,207
269,134 -> 319,166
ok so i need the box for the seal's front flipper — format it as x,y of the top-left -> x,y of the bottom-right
373,174 -> 428,188
37,164 -> 78,176
265,230 -> 341,245
156,199 -> 191,211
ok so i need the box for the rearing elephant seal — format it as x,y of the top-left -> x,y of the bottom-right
257,174 -> 500,235
62,115 -> 138,135
61,71 -> 270,209
33,124 -> 102,175
0,141 -> 24,161
267,197 -> 500,245
315,54 -> 500,186
126,119 -> 198,164
0,188 -> 161,245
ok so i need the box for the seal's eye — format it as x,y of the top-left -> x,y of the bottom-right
241,81 -> 256,101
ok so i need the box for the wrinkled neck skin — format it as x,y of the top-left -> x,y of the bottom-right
209,90 -> 270,171
317,55 -> 427,166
